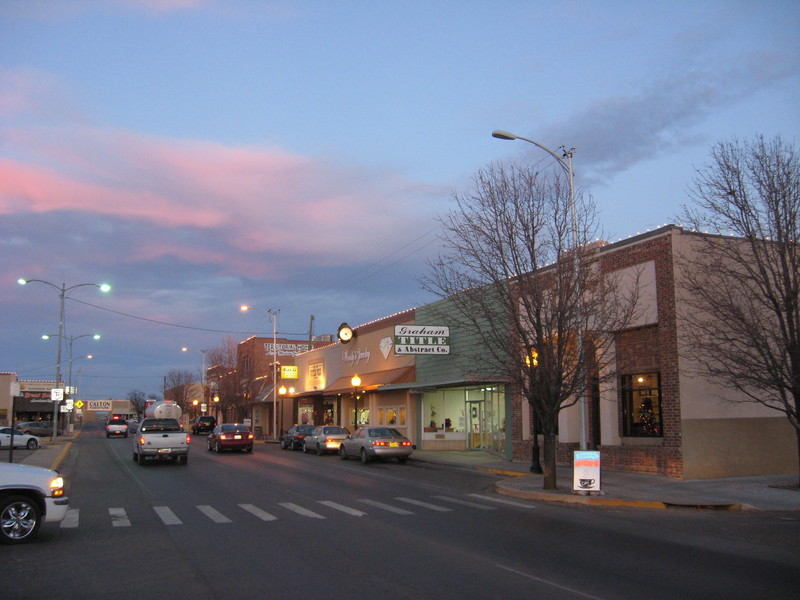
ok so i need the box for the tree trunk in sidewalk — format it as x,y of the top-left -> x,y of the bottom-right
542,431 -> 558,490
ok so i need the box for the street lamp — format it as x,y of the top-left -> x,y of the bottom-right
19,278 -> 111,439
492,130 -> 587,452
351,374 -> 361,431
241,305 -> 280,439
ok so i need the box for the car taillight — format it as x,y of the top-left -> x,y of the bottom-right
401,441 -> 412,446
248,433 -> 254,440
324,438 -> 335,443
373,441 -> 388,447
186,434 -> 191,444
297,435 -> 305,439
139,436 -> 146,445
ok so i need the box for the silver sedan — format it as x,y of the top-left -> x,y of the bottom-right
339,427 -> 412,464
303,425 -> 351,455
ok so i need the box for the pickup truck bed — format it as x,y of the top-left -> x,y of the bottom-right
133,418 -> 190,465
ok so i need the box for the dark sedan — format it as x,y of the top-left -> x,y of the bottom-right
207,424 -> 254,453
279,424 -> 316,450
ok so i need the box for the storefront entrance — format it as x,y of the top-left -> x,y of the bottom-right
420,385 -> 506,454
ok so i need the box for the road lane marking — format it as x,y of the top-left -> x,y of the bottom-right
153,506 -> 182,525
239,503 -> 278,521
318,500 -> 367,517
359,499 -> 414,515
61,508 -> 79,528
197,505 -> 232,523
395,497 -> 452,512
496,565 -> 606,600
279,503 -> 326,519
467,493 -> 536,509
433,495 -> 497,510
109,507 -> 130,527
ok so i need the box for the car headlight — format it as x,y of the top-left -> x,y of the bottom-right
50,475 -> 65,497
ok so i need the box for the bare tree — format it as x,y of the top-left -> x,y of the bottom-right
207,337 -> 245,421
423,163 -> 640,490
164,368 -> 196,414
678,135 -> 800,483
126,389 -> 147,417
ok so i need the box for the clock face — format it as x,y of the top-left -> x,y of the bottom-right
337,323 -> 354,343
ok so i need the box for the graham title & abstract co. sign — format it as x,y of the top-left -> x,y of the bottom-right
394,325 -> 450,355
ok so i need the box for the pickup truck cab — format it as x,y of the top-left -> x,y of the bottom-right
0,462 -> 69,544
132,418 -> 190,465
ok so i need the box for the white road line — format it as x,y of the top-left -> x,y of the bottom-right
153,506 -> 182,525
318,500 -> 367,517
197,505 -> 232,523
359,499 -> 414,515
239,503 -> 278,521
395,497 -> 453,512
279,502 -> 326,519
467,493 -> 536,509
61,508 -> 79,528
496,565 -> 607,600
433,495 -> 498,510
109,507 -> 130,527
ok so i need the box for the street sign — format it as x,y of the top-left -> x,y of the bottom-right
65,399 -> 74,409
573,451 -> 601,492
87,400 -> 113,411
51,388 -> 64,401
75,400 -> 84,409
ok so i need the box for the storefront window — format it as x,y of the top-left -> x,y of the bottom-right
622,373 -> 662,437
376,407 -> 405,426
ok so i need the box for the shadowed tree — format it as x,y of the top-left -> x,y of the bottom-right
678,135 -> 800,485
423,163 -> 640,490
164,369 -> 196,415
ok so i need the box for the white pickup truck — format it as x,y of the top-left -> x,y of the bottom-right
132,418 -> 190,465
0,462 -> 69,544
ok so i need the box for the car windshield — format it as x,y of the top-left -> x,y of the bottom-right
324,427 -> 347,434
297,426 -> 315,433
140,418 -> 181,432
221,424 -> 250,433
368,428 -> 402,437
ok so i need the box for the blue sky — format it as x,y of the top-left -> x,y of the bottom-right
1,0 -> 798,401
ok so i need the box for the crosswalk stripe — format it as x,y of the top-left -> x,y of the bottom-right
467,493 -> 536,509
197,505 -> 232,523
359,499 -> 414,515
318,500 -> 366,517
154,506 -> 182,525
61,508 -> 79,528
395,497 -> 452,512
433,495 -> 497,510
280,502 -> 326,519
239,503 -> 278,521
109,507 -> 130,527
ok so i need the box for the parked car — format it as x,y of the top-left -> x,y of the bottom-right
105,416 -> 129,438
302,425 -> 351,455
16,422 -> 54,437
207,424 -> 254,453
0,428 -> 40,450
0,462 -> 69,544
280,424 -> 316,450
339,427 -> 413,464
191,415 -> 217,435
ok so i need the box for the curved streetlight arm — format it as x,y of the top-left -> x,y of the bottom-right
492,130 -> 572,176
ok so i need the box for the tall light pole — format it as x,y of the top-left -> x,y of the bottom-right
43,332 -> 100,432
241,305 -> 280,439
19,278 -> 111,439
351,374 -> 361,431
491,130 -> 587,451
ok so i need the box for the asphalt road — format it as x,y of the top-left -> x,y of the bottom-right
2,424 -> 798,600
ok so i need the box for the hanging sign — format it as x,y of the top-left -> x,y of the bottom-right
573,450 -> 601,492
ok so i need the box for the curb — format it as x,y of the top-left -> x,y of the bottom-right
494,480 -> 748,511
51,441 -> 73,471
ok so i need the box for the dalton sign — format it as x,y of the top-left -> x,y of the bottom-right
394,325 -> 450,355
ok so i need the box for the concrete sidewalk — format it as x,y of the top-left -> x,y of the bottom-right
411,449 -> 800,511
15,439 -> 800,512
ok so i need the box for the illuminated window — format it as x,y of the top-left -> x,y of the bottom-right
621,373 -> 662,437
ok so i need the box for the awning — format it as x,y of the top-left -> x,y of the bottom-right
324,367 -> 415,394
253,384 -> 276,403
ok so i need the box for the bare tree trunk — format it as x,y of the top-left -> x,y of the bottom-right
542,431 -> 558,490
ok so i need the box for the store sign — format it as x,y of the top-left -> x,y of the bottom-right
394,325 -> 450,355
264,342 -> 312,357
87,400 -> 113,411
281,365 -> 299,379
573,451 -> 601,492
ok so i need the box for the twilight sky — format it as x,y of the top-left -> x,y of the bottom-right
2,0 -> 798,401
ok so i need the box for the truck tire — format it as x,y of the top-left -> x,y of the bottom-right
179,455 -> 188,465
0,495 -> 42,544
137,452 -> 146,465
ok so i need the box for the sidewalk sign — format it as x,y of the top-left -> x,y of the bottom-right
573,450 -> 601,492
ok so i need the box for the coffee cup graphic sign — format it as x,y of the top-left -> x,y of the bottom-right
573,451 -> 601,492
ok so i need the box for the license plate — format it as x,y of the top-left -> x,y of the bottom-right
389,442 -> 399,447
158,448 -> 171,453
234,435 -> 242,439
